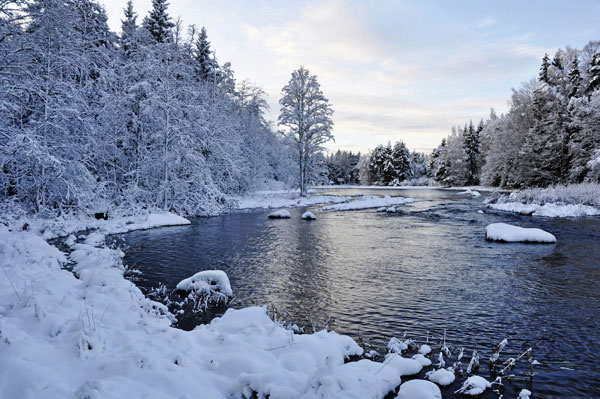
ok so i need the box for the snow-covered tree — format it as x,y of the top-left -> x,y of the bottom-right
143,0 -> 174,43
278,66 -> 334,196
194,27 -> 219,82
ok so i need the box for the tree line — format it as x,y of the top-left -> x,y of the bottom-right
0,0 -> 298,216
430,41 -> 600,188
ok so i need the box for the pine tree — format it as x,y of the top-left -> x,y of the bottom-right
568,55 -> 581,98
463,120 -> 480,185
587,52 -> 600,95
121,0 -> 137,54
194,27 -> 219,81
539,53 -> 550,84
391,141 -> 411,184
143,0 -> 174,43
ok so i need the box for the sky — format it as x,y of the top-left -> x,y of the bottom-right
100,0 -> 600,153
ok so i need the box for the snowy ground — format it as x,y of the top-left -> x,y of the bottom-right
2,212 -> 190,241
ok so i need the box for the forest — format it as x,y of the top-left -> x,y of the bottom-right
0,0 -> 296,217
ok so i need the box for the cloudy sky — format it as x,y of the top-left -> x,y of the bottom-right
100,0 -> 600,153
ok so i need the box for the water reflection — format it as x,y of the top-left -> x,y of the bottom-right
114,189 -> 600,398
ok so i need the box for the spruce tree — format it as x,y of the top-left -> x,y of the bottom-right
568,55 -> 581,98
463,120 -> 480,185
539,53 -> 550,84
391,141 -> 411,184
587,52 -> 600,95
121,0 -> 137,54
143,0 -> 174,43
194,27 -> 219,81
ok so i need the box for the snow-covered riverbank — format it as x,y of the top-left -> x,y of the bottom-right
486,183 -> 600,217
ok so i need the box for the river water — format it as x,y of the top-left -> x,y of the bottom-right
114,188 -> 600,398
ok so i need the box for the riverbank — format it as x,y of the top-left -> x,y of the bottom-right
485,183 -> 600,217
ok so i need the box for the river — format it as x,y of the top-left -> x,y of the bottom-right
113,188 -> 600,398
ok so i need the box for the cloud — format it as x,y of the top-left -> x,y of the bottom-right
476,17 -> 497,28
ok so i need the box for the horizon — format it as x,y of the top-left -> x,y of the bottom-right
100,0 -> 600,154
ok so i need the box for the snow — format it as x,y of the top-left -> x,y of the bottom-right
485,223 -> 556,243
488,202 -> 600,217
518,389 -> 532,399
176,270 -> 233,298
386,206 -> 396,213
235,192 -> 351,210
426,367 -> 456,386
419,344 -> 432,355
458,188 -> 481,197
397,379 -> 441,399
0,225 -> 449,399
412,354 -> 433,366
5,211 -> 191,240
454,375 -> 491,395
268,209 -> 291,218
302,211 -> 317,220
322,195 -> 415,211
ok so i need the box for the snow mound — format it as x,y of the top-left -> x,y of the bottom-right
397,379 -> 441,399
419,344 -> 432,355
455,375 -> 491,395
458,189 -> 481,197
488,202 -> 600,217
386,207 -> 396,213
426,367 -> 455,386
302,211 -> 317,220
518,389 -> 532,399
412,354 -> 432,366
376,207 -> 387,212
268,209 -> 291,219
176,270 -> 233,299
323,196 -> 415,211
485,223 -> 556,243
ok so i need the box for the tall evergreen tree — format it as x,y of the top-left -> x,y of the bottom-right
539,53 -> 550,84
463,120 -> 480,185
568,55 -> 581,98
143,0 -> 174,43
391,141 -> 411,184
120,0 -> 137,54
194,27 -> 219,81
587,52 -> 600,95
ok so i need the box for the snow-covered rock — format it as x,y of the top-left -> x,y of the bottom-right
176,270 -> 233,300
412,354 -> 432,366
302,211 -> 317,220
485,223 -> 556,243
268,209 -> 291,219
397,379 -> 441,399
518,389 -> 532,399
419,344 -> 432,355
386,206 -> 396,213
376,207 -> 387,212
455,375 -> 491,395
426,367 -> 455,386
323,195 -> 415,211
